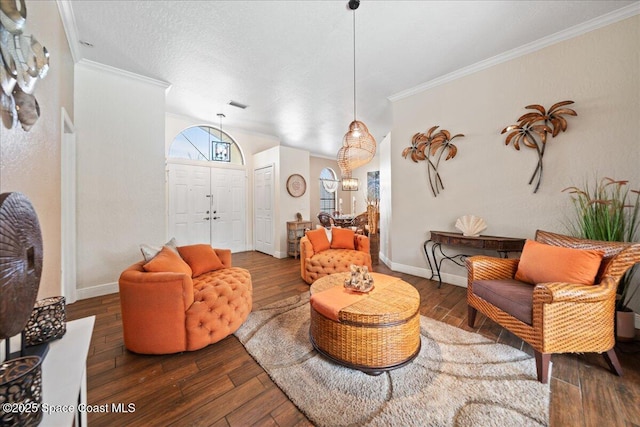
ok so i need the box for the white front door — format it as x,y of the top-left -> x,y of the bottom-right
254,165 -> 274,255
168,163 -> 246,252
168,164 -> 211,245
210,168 -> 246,252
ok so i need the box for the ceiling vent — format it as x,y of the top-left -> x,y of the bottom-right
228,100 -> 248,109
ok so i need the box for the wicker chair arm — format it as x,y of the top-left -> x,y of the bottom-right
466,256 -> 519,282
533,276 -> 617,304
602,244 -> 640,282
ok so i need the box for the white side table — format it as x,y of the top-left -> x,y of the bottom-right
41,316 -> 95,427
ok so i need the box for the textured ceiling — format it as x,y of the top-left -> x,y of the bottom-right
62,0 -> 637,157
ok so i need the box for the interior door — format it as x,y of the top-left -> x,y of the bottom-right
254,165 -> 274,255
210,168 -> 246,252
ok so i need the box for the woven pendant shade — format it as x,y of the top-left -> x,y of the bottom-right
336,1 -> 376,177
337,121 -> 376,175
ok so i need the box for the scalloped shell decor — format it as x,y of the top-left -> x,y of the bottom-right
455,215 -> 487,237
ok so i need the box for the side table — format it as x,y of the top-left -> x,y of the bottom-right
423,231 -> 525,288
287,221 -> 312,258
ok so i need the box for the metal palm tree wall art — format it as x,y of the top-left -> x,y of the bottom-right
402,126 -> 464,197
502,100 -> 577,193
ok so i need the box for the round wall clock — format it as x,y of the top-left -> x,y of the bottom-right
286,174 -> 306,197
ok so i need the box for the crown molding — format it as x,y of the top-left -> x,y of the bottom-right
389,3 -> 640,102
56,0 -> 82,64
77,59 -> 172,91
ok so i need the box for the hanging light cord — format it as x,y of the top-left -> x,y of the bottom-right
217,113 -> 225,141
352,7 -> 357,121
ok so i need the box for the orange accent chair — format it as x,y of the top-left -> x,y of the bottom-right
119,248 -> 252,354
467,230 -> 640,383
300,232 -> 372,284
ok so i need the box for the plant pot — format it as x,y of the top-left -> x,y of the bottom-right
616,309 -> 636,342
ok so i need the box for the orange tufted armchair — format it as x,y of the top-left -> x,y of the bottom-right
300,234 -> 372,284
119,249 -> 252,354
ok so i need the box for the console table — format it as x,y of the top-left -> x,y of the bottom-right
423,231 -> 525,287
41,316 -> 95,427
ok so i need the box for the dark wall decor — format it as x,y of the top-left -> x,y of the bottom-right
402,126 -> 465,197
0,192 -> 43,340
502,101 -> 577,193
0,192 -> 44,424
0,0 -> 50,131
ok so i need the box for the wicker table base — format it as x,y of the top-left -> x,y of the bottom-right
309,272 -> 421,375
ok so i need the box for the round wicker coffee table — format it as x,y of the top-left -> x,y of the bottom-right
309,272 -> 421,375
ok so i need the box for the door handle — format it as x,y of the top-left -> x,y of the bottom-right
212,216 -> 220,220
203,217 -> 210,220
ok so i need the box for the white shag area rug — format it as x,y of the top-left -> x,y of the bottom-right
234,292 -> 549,427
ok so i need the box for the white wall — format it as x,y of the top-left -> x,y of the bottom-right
387,15 -> 640,286
74,61 -> 169,296
0,1 -> 74,299
254,146 -> 310,258
277,147 -> 310,257
379,133 -> 392,265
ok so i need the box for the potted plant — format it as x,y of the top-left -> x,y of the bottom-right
563,176 -> 640,340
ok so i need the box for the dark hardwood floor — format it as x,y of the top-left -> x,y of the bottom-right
66,251 -> 640,426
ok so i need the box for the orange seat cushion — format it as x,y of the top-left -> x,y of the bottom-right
331,227 -> 355,250
515,239 -> 604,285
187,267 -> 253,350
178,244 -> 224,277
143,246 -> 192,276
306,228 -> 331,252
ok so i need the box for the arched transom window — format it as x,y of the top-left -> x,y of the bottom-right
319,167 -> 338,213
169,125 -> 244,165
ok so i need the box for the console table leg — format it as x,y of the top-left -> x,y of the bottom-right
423,240 -> 436,280
431,243 -> 444,288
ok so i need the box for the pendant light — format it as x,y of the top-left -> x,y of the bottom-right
338,0 -> 376,182
213,113 -> 230,162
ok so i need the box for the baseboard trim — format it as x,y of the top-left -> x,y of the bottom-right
75,256 -> 470,301
381,257 -> 467,288
273,250 -> 288,259
76,281 -> 119,300
635,313 -> 640,329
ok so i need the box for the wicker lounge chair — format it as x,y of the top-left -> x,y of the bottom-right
466,229 -> 640,383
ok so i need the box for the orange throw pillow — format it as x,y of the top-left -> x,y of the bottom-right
306,228 -> 331,253
331,227 -> 355,250
143,246 -> 192,276
514,240 -> 604,285
177,244 -> 224,277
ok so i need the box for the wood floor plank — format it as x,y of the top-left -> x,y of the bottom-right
225,385 -> 289,426
65,251 -> 640,427
549,378 -> 584,427
167,377 -> 267,426
581,362 -> 626,427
